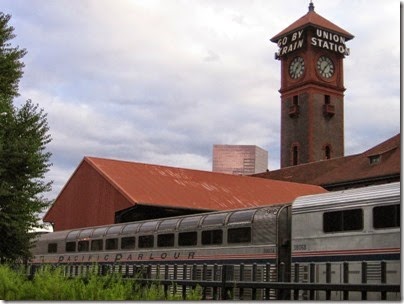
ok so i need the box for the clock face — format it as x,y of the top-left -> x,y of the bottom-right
317,56 -> 334,78
289,56 -> 305,79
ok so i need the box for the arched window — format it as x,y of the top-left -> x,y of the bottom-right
293,95 -> 299,106
292,145 -> 299,166
325,145 -> 331,159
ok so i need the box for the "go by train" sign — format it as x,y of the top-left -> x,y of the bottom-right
275,27 -> 350,59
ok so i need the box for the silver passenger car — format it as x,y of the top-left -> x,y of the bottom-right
291,182 -> 400,300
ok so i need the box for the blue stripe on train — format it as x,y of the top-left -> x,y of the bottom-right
292,253 -> 400,263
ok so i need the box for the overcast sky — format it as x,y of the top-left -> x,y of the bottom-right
1,0 -> 401,200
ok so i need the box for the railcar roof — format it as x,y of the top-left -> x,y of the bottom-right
40,204 -> 287,241
292,182 -> 400,214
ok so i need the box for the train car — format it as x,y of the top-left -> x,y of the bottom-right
30,203 -> 291,299
29,182 -> 400,300
291,182 -> 400,300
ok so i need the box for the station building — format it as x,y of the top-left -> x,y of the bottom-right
254,133 -> 400,191
43,157 -> 325,231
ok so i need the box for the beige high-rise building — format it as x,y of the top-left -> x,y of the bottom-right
212,145 -> 268,175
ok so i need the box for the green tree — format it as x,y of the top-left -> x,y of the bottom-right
0,12 -> 52,263
0,13 -> 26,99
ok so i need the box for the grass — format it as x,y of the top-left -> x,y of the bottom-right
0,264 -> 202,300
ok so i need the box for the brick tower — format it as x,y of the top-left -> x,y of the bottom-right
270,2 -> 354,168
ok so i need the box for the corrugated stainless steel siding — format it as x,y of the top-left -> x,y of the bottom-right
292,182 -> 400,214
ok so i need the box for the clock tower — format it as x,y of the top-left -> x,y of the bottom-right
270,2 -> 354,168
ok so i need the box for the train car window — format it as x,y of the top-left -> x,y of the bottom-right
228,227 -> 251,244
78,240 -> 90,252
107,225 -> 124,235
106,238 -> 118,250
228,209 -> 256,224
202,213 -> 227,226
138,235 -> 154,248
66,230 -> 80,241
202,229 -> 223,245
121,236 -> 136,249
179,216 -> 202,229
157,233 -> 174,247
66,241 -> 76,252
48,243 -> 57,253
179,232 -> 197,246
121,223 -> 140,235
323,209 -> 363,233
373,205 -> 400,229
158,219 -> 179,231
79,229 -> 93,239
139,222 -> 158,233
91,239 -> 103,251
92,227 -> 107,238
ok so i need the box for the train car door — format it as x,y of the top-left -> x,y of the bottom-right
276,205 -> 291,282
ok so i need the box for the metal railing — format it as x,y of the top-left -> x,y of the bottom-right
27,261 -> 401,300
128,263 -> 400,300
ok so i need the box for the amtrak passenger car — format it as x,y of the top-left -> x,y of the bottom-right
291,182 -> 400,300
29,182 -> 400,300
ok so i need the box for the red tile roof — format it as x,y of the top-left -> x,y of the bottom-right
85,156 -> 326,211
270,7 -> 354,42
254,134 -> 400,188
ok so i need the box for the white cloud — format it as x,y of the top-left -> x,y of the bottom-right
2,0 -> 400,200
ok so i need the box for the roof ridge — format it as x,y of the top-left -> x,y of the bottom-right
85,155 -> 213,175
84,155 -> 274,182
362,133 -> 401,155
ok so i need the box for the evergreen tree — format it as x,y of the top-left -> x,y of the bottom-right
0,13 -> 26,99
0,12 -> 52,263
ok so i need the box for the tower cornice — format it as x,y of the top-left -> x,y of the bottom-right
279,82 -> 346,95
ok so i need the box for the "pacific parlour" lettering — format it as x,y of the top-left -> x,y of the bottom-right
54,251 -> 196,264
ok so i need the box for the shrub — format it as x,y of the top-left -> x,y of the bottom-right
0,264 -> 202,300
0,264 -> 25,300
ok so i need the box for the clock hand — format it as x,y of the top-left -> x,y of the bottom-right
321,63 -> 328,74
291,64 -> 297,76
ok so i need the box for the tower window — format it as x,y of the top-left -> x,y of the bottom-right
323,95 -> 335,118
292,145 -> 299,166
324,145 -> 331,159
289,95 -> 300,118
293,95 -> 299,105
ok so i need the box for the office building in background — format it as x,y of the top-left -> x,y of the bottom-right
212,145 -> 268,175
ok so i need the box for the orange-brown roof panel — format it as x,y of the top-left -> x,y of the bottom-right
86,156 -> 327,211
271,7 -> 354,42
